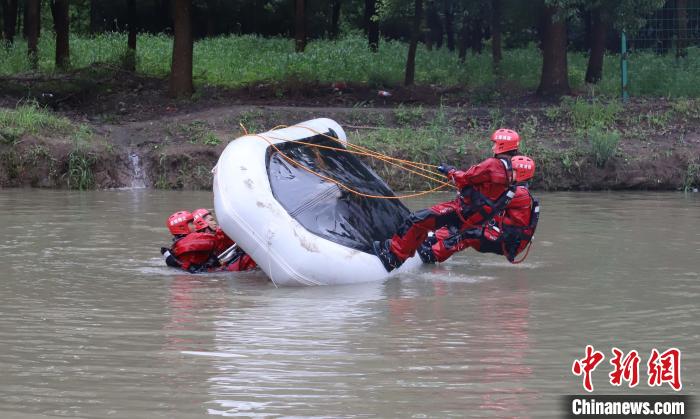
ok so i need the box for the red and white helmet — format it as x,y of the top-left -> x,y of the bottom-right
491,128 -> 520,154
167,210 -> 193,236
511,155 -> 535,182
192,208 -> 211,231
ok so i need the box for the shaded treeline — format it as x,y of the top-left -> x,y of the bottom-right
1,0 -> 694,98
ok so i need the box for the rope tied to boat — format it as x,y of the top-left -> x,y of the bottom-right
242,123 -> 455,200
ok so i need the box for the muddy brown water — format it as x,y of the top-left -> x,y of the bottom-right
0,189 -> 698,418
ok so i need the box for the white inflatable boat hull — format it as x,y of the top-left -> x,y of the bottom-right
213,118 -> 422,286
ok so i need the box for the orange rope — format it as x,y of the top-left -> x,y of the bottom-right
263,123 -> 443,175
243,124 -> 536,258
251,133 -> 451,200
509,242 -> 533,264
262,133 -> 453,187
292,123 -> 443,176
241,122 -> 444,179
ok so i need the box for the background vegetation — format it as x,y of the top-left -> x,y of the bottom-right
3,0 -> 700,98
1,1 -> 699,191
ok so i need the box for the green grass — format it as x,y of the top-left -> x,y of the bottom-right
0,102 -> 74,138
0,102 -> 95,146
670,98 -> 700,119
393,104 -> 425,126
3,32 -> 699,97
587,125 -> 620,167
0,103 -> 99,189
626,48 -> 700,97
238,109 -> 265,133
352,126 -> 456,191
65,147 -> 95,190
350,107 -> 491,189
560,97 -> 622,130
0,33 -> 473,87
179,120 -> 209,144
201,131 -> 221,146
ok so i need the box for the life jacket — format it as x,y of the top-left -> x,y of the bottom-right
458,157 -> 515,226
214,228 -> 235,255
500,193 -> 540,262
170,232 -> 220,272
225,252 -> 258,272
161,235 -> 187,267
464,187 -> 538,262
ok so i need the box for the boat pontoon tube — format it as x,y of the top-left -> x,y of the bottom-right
213,118 -> 422,286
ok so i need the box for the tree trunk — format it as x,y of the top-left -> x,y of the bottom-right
330,0 -> 341,39
676,0 -> 688,58
444,0 -> 454,51
582,8 -> 592,51
168,0 -> 193,97
365,0 -> 379,52
458,17 -> 469,61
23,1 -> 28,38
50,0 -> 56,22
470,20 -> 483,53
89,0 -> 99,32
294,0 -> 306,52
126,0 -> 137,70
404,0 -> 423,86
52,0 -> 70,69
15,0 -> 21,37
659,2 -> 672,54
584,7 -> 606,84
2,0 -> 19,44
36,0 -> 41,38
536,4 -> 570,97
426,2 -> 442,50
491,0 -> 501,67
26,0 -> 39,69
24,0 -> 39,39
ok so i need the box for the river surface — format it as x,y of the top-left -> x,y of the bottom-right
0,189 -> 698,418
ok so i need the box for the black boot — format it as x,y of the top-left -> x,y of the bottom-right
417,243 -> 437,264
372,239 -> 403,272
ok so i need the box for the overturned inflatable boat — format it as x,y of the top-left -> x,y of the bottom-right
213,118 -> 422,286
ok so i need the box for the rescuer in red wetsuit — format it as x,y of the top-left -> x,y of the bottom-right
191,208 -> 231,253
166,210 -> 194,240
162,210 -> 196,268
373,129 -> 522,272
161,208 -> 256,273
418,155 -> 539,264
191,208 -> 258,272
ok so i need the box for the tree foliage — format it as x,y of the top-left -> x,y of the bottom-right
0,0 -> 671,98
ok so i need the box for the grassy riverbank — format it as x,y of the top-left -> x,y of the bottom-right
0,103 -> 125,188
351,98 -> 700,191
3,33 -> 700,97
1,98 -> 698,191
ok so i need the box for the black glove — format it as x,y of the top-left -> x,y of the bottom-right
437,164 -> 456,174
457,228 -> 483,240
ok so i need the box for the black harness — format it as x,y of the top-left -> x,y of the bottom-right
160,234 -> 222,273
446,187 -> 540,263
500,194 -> 540,262
161,244 -> 248,273
458,158 -> 514,223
